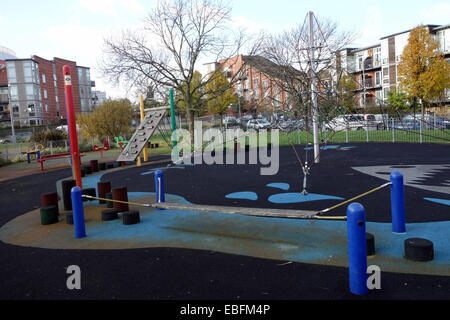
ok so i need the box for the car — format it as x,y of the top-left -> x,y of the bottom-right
16,132 -> 32,141
239,115 -> 253,129
223,116 -> 237,127
324,114 -> 377,131
0,137 -> 12,144
246,119 -> 271,130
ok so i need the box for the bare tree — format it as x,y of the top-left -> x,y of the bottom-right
100,0 -> 254,143
260,14 -> 357,127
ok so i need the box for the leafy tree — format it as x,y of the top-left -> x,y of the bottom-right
338,74 -> 358,111
206,71 -> 237,126
386,88 -> 412,111
397,25 -> 450,108
175,70 -> 206,117
76,99 -> 134,140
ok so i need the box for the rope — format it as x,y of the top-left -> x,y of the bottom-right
318,181 -> 392,215
80,194 -> 347,220
81,195 -> 152,207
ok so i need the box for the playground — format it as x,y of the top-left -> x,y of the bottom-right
0,141 -> 449,300
0,67 -> 448,301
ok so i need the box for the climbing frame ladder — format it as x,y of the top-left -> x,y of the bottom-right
116,106 -> 169,162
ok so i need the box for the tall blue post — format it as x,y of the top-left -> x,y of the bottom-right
347,202 -> 368,295
71,186 -> 86,238
390,171 -> 406,233
154,170 -> 165,205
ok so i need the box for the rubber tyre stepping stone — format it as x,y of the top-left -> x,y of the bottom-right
404,238 -> 434,262
105,192 -> 114,208
61,179 -> 76,211
99,162 -> 106,171
85,166 -> 93,174
66,212 -> 74,225
366,232 -> 375,256
82,188 -> 96,201
102,209 -> 119,221
40,206 -> 59,225
90,159 -> 99,172
122,210 -> 140,225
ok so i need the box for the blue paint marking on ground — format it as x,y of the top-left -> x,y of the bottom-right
304,145 -> 340,151
266,183 -> 290,191
77,170 -> 449,275
340,146 -> 357,150
225,192 -> 258,201
268,192 -> 344,204
141,166 -> 185,176
82,191 -> 449,275
424,197 -> 450,206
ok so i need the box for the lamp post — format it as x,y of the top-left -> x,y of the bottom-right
7,84 -> 17,146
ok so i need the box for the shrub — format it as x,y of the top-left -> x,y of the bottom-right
30,129 -> 68,144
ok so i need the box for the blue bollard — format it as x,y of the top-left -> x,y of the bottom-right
390,171 -> 406,233
36,150 -> 40,160
347,202 -> 368,295
154,170 -> 165,206
27,153 -> 31,163
71,186 -> 86,238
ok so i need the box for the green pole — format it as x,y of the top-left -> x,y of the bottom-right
169,88 -> 178,162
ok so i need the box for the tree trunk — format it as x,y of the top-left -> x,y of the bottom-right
185,108 -> 195,146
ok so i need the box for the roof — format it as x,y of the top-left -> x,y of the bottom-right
380,24 -> 440,39
433,24 -> 450,32
241,55 -> 304,81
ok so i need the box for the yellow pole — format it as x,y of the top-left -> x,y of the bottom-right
139,94 -> 148,162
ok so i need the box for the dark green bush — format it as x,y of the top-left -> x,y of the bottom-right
30,129 -> 68,144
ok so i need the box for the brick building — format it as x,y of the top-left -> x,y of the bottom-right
0,51 -> 94,126
211,55 -> 304,115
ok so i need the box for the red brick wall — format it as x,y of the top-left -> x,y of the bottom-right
33,56 -> 58,123
0,61 -> 8,85
219,55 -> 288,112
54,57 -> 81,119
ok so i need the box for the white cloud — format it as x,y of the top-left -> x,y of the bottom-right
421,2 -> 450,24
78,0 -> 145,17
357,5 -> 383,46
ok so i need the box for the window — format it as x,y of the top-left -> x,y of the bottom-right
6,63 -> 16,83
23,61 -> 32,82
27,103 -> 35,116
376,90 -> 382,104
382,67 -> 389,84
375,72 -> 381,85
42,74 -> 46,83
382,58 -> 388,65
9,85 -> 18,101
44,89 -> 48,99
383,87 -> 390,99
45,104 -> 49,113
55,95 -> 58,103
253,77 -> 259,89
25,85 -> 34,99
12,105 -> 19,113
358,56 -> 363,70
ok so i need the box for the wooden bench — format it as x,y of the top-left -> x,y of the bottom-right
37,153 -> 84,171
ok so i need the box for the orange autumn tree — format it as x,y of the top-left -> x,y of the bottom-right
397,25 -> 450,113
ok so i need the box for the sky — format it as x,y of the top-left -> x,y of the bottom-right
1,0 -> 449,101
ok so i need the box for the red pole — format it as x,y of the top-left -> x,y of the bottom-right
63,65 -> 82,188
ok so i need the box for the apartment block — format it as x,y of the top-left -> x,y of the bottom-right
214,55 -> 298,114
0,51 -> 95,127
336,24 -> 450,111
